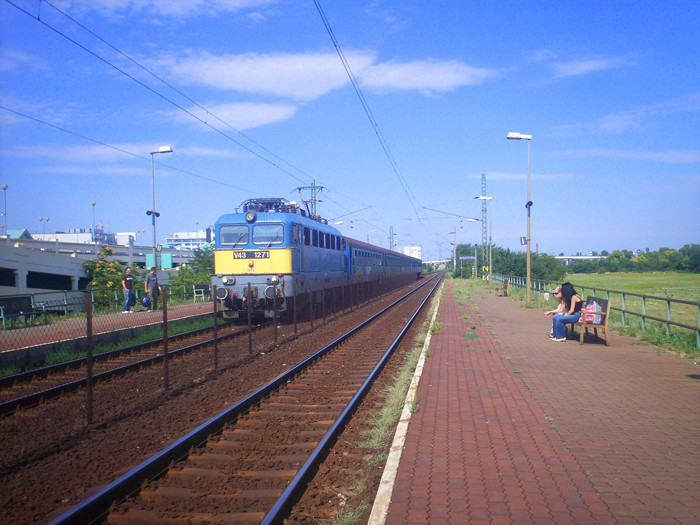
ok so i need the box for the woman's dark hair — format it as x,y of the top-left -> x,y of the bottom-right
561,282 -> 578,309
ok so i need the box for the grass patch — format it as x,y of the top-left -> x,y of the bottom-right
0,316 -> 218,378
327,503 -> 371,525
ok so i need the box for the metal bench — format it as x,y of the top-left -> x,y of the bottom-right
0,295 -> 45,330
193,284 -> 211,303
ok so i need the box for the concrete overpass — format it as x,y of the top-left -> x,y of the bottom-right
0,238 -> 196,296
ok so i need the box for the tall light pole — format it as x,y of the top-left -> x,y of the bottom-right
149,145 -> 173,269
90,200 -> 97,244
507,132 -> 532,303
1,183 -> 7,235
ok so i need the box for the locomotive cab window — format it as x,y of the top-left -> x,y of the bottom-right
253,224 -> 284,245
304,227 -> 311,246
220,225 -> 249,245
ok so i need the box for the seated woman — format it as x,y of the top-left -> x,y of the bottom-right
550,282 -> 582,342
544,286 -> 565,338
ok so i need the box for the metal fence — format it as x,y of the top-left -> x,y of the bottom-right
0,272 -> 416,362
492,273 -> 700,348
0,272 -> 418,425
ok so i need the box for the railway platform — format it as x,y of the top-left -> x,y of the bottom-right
0,301 -> 213,363
371,279 -> 700,524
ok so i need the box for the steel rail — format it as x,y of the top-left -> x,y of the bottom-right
0,320 -> 244,389
0,323 -> 260,416
262,274 -> 442,523
48,274 -> 439,525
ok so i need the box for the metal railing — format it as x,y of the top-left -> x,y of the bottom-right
492,273 -> 700,348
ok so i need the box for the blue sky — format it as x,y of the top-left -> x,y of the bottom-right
1,0 -> 698,261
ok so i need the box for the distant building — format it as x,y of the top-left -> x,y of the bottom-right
5,229 -> 33,241
401,246 -> 422,260
31,228 -> 116,245
164,229 -> 210,250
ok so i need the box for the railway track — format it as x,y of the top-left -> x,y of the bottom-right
0,321 -> 262,416
49,274 -> 441,525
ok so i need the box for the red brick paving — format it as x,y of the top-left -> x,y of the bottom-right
384,280 -> 699,524
0,301 -> 213,352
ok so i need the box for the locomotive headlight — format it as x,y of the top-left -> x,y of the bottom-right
268,275 -> 280,284
245,211 -> 257,223
222,276 -> 236,285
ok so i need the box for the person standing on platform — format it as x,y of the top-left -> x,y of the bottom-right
145,267 -> 161,311
121,267 -> 134,313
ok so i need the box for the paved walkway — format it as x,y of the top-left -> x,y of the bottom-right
0,301 -> 213,356
374,280 -> 699,524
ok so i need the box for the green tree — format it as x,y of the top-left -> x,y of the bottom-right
171,246 -> 214,287
83,246 -> 127,309
531,253 -> 566,281
191,245 -> 214,275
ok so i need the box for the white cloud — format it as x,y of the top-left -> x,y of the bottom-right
155,50 -> 494,101
159,51 -> 374,101
550,55 -> 635,78
0,49 -> 50,73
178,101 -> 298,130
553,92 -> 700,136
60,0 -> 276,18
360,59 -> 496,94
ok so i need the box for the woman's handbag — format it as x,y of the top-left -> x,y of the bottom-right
142,293 -> 151,309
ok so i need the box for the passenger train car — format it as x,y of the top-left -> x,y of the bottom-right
212,198 -> 422,320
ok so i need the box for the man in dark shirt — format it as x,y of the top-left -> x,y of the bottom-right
144,267 -> 161,311
121,267 -> 133,313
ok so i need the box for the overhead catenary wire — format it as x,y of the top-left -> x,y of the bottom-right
0,105 -> 254,193
4,0 -> 382,224
6,0 -> 457,256
4,0 -> 310,185
313,0 -> 422,219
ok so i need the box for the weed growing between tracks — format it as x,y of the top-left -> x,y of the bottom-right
321,293 -> 440,525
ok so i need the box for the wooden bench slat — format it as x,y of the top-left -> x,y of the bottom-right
568,296 -> 610,345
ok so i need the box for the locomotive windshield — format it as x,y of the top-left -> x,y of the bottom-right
220,225 -> 249,246
253,224 -> 284,245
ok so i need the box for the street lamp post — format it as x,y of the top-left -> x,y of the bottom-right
448,230 -> 457,272
91,201 -> 96,245
507,132 -> 532,303
149,145 -> 173,269
1,183 -> 7,235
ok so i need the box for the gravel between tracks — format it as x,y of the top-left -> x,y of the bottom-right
0,283 -> 430,524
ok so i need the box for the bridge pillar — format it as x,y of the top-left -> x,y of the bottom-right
13,268 -> 27,294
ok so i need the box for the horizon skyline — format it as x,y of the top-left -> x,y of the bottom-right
1,1 -> 698,261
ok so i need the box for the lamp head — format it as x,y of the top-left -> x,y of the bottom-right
507,132 -> 532,140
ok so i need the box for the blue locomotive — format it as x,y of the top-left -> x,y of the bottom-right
211,197 -> 422,320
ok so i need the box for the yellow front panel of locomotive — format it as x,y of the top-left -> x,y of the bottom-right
215,248 -> 293,274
